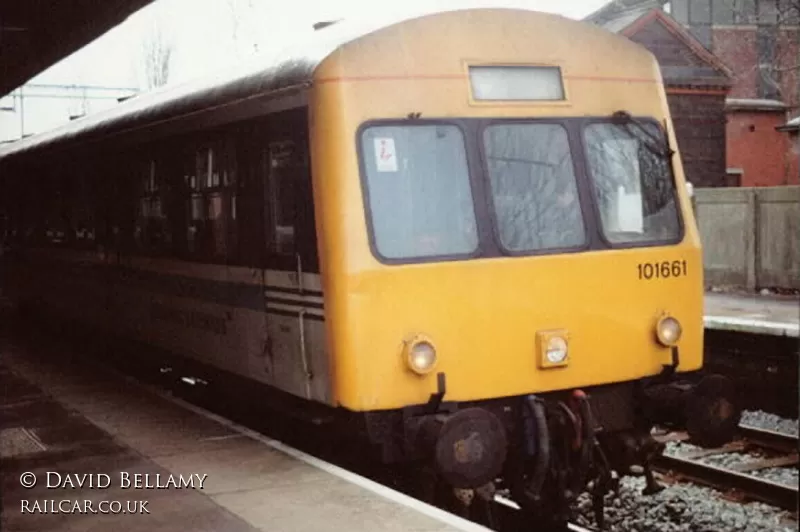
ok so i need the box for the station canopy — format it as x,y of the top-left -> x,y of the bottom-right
0,0 -> 154,97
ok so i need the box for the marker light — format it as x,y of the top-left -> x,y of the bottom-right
406,339 -> 437,375
656,316 -> 682,346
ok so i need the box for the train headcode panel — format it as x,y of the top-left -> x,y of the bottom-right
0,8 -> 740,529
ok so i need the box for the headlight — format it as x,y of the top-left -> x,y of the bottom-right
656,316 -> 682,346
537,330 -> 570,369
545,336 -> 569,364
406,339 -> 437,375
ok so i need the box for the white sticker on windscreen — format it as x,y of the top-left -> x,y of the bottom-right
374,137 -> 398,172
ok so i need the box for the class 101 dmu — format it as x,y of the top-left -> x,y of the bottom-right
0,7 -> 740,528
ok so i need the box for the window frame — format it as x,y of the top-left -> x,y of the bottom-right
256,109 -> 319,274
579,117 -> 685,250
265,138 -> 301,257
355,119 -> 486,265
356,116 -> 688,266
468,65 -> 566,102
477,118 -> 592,257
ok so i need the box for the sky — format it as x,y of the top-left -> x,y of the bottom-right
0,0 -> 610,142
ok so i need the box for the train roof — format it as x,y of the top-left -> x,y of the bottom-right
0,9 -> 384,160
0,12 -> 374,161
4,6 -> 555,162
0,6 -> 624,163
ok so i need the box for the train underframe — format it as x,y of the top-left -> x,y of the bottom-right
364,366 -> 741,529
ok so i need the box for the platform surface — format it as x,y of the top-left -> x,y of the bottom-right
704,292 -> 799,338
0,340 -> 488,532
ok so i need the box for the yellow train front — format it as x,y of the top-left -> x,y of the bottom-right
0,7 -> 741,527
309,8 -> 739,522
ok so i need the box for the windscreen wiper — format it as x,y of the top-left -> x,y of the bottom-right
611,110 -> 675,159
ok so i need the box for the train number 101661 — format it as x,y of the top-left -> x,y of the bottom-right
637,260 -> 688,280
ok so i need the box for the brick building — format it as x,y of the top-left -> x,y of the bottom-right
726,98 -> 798,185
670,0 -> 799,185
587,2 -> 733,187
587,0 -> 800,186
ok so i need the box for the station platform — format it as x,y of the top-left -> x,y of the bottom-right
0,342 -> 488,532
704,292 -> 799,338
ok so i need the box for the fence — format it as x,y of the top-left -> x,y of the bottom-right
694,186 -> 800,290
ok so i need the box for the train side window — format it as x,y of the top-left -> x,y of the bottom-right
221,137 -> 238,262
234,125 -> 266,268
266,140 -> 299,256
187,147 -> 207,257
188,145 -> 215,260
24,171 -> 45,247
183,138 -> 238,264
209,139 -> 237,263
151,146 -> 185,258
91,158 -> 115,252
72,170 -> 98,251
483,123 -> 585,252
5,170 -> 29,247
44,170 -> 73,247
134,157 -> 172,256
260,113 -> 320,274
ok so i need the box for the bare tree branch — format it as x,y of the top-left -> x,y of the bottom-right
775,62 -> 800,72
714,0 -> 799,108
141,21 -> 173,89
225,0 -> 259,57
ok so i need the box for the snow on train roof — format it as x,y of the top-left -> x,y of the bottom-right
0,15 -> 378,160
0,6 -> 526,161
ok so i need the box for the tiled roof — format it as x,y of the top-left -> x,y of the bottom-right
585,5 -> 733,83
598,6 -> 654,32
584,0 -> 664,27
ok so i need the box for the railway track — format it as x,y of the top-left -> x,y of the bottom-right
652,425 -> 799,512
738,425 -> 799,455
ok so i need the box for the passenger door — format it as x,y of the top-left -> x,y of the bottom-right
260,109 -> 329,403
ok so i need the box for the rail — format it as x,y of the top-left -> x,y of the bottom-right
652,427 -> 799,512
738,425 -> 799,455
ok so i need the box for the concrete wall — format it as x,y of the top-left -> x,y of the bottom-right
695,186 -> 800,290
